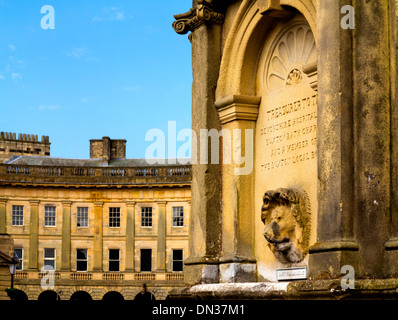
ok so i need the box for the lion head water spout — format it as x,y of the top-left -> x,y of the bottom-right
261,187 -> 311,264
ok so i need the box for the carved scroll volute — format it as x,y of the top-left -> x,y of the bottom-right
172,0 -> 224,35
261,187 -> 311,264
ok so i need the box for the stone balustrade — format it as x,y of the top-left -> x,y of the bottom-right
0,164 -> 191,186
15,271 -> 184,283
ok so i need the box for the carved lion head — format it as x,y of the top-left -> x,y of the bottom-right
261,187 -> 311,264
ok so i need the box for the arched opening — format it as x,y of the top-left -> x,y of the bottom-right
214,1 -> 318,283
102,291 -> 124,302
134,284 -> 156,301
6,289 -> 28,301
70,291 -> 92,301
38,290 -> 60,301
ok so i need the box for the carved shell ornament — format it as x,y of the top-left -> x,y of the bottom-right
266,24 -> 316,91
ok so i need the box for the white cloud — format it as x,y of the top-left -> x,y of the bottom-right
8,56 -> 25,68
66,47 -> 87,59
38,105 -> 61,111
0,74 -> 5,80
81,97 -> 97,103
124,85 -> 143,92
11,73 -> 21,81
8,44 -> 16,51
92,7 -> 130,22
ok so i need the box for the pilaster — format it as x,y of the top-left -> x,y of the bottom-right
125,201 -> 136,272
0,199 -> 7,234
93,201 -> 103,272
28,200 -> 40,271
61,201 -> 72,271
215,94 -> 261,282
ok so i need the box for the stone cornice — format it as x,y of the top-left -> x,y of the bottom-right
215,95 -> 261,124
173,0 -> 224,35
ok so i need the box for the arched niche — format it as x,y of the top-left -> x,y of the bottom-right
215,0 -> 317,282
216,0 -> 317,100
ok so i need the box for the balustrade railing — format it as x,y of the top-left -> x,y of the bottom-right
70,272 -> 93,280
0,163 -> 191,184
15,271 -> 184,282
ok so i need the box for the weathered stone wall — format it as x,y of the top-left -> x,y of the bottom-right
89,137 -> 127,162
0,132 -> 50,163
0,234 -> 14,300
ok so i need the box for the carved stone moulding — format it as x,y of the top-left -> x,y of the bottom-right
261,187 -> 311,264
172,0 -> 224,35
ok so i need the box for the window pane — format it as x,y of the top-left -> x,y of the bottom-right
173,249 -> 183,261
140,249 -> 152,272
14,248 -> 23,259
76,249 -> 87,260
77,207 -> 88,227
109,249 -> 119,260
44,260 -> 55,269
45,206 -> 56,226
109,260 -> 119,272
173,261 -> 183,272
172,249 -> 183,272
141,207 -> 152,227
76,249 -> 87,271
109,207 -> 120,228
76,260 -> 87,271
172,207 -> 184,227
14,248 -> 23,270
44,248 -> 55,258
12,205 -> 24,226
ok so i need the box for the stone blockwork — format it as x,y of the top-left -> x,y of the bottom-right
0,234 -> 14,300
0,131 -> 50,163
90,136 -> 127,164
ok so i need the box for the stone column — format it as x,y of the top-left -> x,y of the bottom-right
173,0 -> 224,285
157,201 -> 167,272
0,199 -> 7,234
28,200 -> 40,270
352,0 -> 392,277
309,0 -> 395,279
61,201 -> 71,271
93,201 -> 103,272
308,0 -> 358,277
386,0 -> 398,275
125,201 -> 135,272
215,95 -> 260,282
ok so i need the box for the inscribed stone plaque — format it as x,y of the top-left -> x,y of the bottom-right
255,18 -> 317,280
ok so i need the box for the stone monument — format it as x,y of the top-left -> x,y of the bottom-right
171,0 -> 398,299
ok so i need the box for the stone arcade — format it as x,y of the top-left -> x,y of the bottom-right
170,0 -> 398,299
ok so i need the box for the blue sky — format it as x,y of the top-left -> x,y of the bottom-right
0,0 -> 193,159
